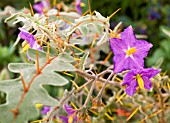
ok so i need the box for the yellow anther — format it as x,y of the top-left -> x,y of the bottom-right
68,116 -> 74,123
35,103 -> 43,108
126,47 -> 136,56
80,2 -> 85,7
136,74 -> 144,89
23,44 -> 30,52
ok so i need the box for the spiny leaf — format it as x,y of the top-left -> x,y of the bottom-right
0,49 -> 76,123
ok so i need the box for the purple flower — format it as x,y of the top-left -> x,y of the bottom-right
59,105 -> 78,123
18,28 -> 42,60
41,106 -> 50,115
110,26 -> 153,73
148,9 -> 161,20
76,0 -> 85,14
33,0 -> 50,14
121,68 -> 161,97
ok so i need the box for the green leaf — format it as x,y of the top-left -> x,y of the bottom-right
97,32 -> 109,45
78,52 -> 89,70
65,11 -> 110,45
0,49 -> 76,123
4,12 -> 20,23
161,26 -> 170,38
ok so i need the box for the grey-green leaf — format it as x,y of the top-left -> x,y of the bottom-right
0,49 -> 76,123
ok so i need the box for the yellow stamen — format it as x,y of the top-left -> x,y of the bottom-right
68,116 -> 74,123
35,103 -> 43,108
126,47 -> 136,56
80,2 -> 85,7
136,74 -> 144,89
23,44 -> 30,52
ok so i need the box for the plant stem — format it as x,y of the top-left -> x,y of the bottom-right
76,69 -> 119,86
96,72 -> 114,99
83,77 -> 98,108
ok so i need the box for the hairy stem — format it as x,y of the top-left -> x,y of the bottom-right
96,72 -> 114,99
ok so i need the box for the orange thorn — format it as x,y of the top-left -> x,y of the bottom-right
36,50 -> 40,74
20,73 -> 27,92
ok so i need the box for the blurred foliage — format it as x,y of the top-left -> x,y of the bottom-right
147,26 -> 170,73
0,0 -> 34,73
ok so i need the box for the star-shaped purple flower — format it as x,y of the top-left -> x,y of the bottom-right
33,0 -> 50,14
59,105 -> 78,123
18,28 -> 42,60
121,68 -> 161,97
110,26 -> 153,73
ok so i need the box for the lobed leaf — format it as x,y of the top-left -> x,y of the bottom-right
0,49 -> 76,123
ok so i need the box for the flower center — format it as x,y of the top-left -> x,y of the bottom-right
136,74 -> 144,89
23,44 -> 30,52
126,47 -> 136,56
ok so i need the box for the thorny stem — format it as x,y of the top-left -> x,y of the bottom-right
83,77 -> 98,108
80,68 -> 115,109
46,42 -> 50,63
154,81 -> 166,123
75,79 -> 94,93
45,88 -> 75,123
20,73 -> 27,92
96,72 -> 115,99
36,50 -> 40,74
132,98 -> 151,123
76,69 -> 119,86
11,56 -> 56,122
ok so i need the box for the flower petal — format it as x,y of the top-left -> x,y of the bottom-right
141,68 -> 161,78
41,106 -> 50,114
76,0 -> 82,14
109,38 -> 127,55
142,76 -> 152,90
113,54 -> 126,73
64,105 -> 76,115
59,116 -> 68,123
33,2 -> 44,14
122,70 -> 136,86
130,55 -> 144,68
134,40 -> 153,58
19,28 -> 35,48
125,79 -> 138,97
121,26 -> 136,46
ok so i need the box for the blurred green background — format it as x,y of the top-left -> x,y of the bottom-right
0,0 -> 170,78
